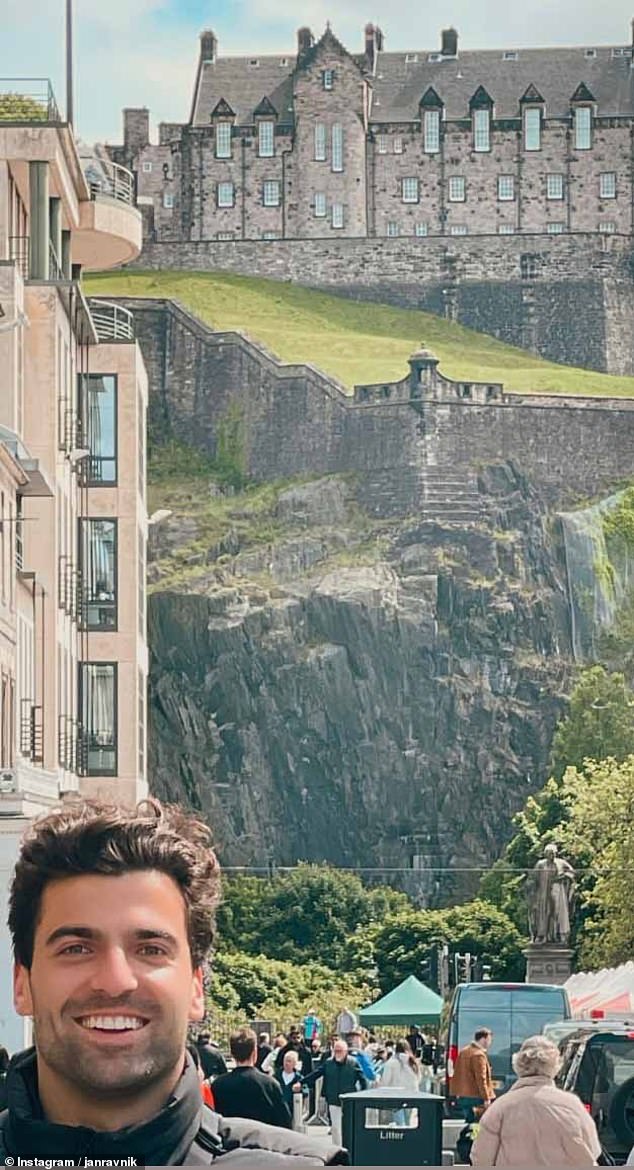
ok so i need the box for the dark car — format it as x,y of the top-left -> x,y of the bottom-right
557,1026 -> 634,1164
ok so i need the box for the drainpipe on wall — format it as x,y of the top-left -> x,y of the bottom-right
241,135 -> 247,240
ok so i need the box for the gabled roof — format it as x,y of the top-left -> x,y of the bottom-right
419,85 -> 444,108
520,83 -> 545,104
192,56 -> 295,126
295,24 -> 366,77
370,45 -> 634,123
570,81 -> 596,103
253,95 -> 278,117
211,97 -> 235,118
469,84 -> 493,109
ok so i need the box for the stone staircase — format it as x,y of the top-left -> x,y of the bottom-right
419,467 -> 483,524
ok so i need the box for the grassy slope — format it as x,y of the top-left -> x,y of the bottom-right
85,269 -> 634,397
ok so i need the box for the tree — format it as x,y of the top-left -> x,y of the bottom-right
550,665 -> 634,779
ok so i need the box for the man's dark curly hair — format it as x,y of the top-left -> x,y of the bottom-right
9,798 -> 221,969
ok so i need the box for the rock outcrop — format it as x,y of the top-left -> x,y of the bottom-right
149,466 -> 571,903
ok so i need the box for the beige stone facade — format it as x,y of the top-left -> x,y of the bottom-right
0,82 -> 146,1049
111,23 -> 634,244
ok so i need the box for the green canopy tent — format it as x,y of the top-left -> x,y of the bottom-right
359,975 -> 444,1027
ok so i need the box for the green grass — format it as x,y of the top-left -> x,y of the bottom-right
85,269 -> 634,397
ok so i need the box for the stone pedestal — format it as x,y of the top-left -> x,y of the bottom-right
523,943 -> 573,985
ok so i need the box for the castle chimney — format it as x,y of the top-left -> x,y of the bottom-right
631,17 -> 634,60
200,29 -> 217,63
297,27 -> 314,60
441,27 -> 458,57
364,23 -> 384,70
123,108 -> 149,157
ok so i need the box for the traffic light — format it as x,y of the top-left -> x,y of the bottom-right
421,946 -> 439,992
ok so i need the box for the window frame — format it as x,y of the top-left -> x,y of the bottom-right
376,134 -> 388,154
423,109 -> 440,154
393,135 -> 404,154
314,123 -> 327,161
322,69 -> 334,90
262,180 -> 281,207
414,222 -> 428,237
546,173 -> 564,201
448,175 -> 466,202
331,202 -> 344,229
79,518 -> 118,633
449,224 -> 468,236
599,220 -> 616,234
162,191 -> 174,209
524,106 -> 542,151
141,160 -> 152,173
546,221 -> 565,234
215,121 -> 233,159
258,120 -> 275,158
314,192 -> 327,218
217,181 -> 235,209
574,105 -> 592,151
331,124 -> 344,173
599,171 -> 616,199
79,373 -> 118,487
79,662 -> 118,778
386,221 -> 400,237
402,176 -> 419,204
473,108 -> 491,153
497,174 -> 515,202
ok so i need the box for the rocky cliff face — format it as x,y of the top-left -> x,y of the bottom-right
148,465 -> 572,903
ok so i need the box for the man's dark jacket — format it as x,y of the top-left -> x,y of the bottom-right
0,1048 -> 346,1167
197,1039 -> 228,1079
303,1057 -> 367,1106
275,1042 -> 313,1078
211,1065 -> 292,1130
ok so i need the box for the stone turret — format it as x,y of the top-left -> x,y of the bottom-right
409,345 -> 440,398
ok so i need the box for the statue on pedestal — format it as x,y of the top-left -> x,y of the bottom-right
527,844 -> 575,946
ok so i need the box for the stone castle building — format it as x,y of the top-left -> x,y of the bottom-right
111,21 -> 634,243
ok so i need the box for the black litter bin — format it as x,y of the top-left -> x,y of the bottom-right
341,1086 -> 444,1166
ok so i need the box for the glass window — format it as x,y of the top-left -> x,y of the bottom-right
314,192 -> 327,218
261,231 -> 279,239
386,221 -> 399,237
80,520 -> 117,631
215,122 -> 232,159
162,192 -> 174,209
547,221 -> 565,233
498,224 -> 515,234
263,180 -> 280,207
498,175 -> 515,201
376,134 -> 388,154
258,120 -> 275,157
393,135 -> 403,154
314,123 -> 327,161
424,109 -> 440,153
332,124 -> 343,172
547,173 -> 564,200
216,231 -> 235,240
599,221 -> 615,233
80,663 -> 117,776
448,176 -> 465,202
599,172 -> 616,199
79,374 -> 117,485
142,161 -> 152,173
474,108 -> 490,152
322,69 -> 334,90
217,181 -> 234,208
415,222 -> 428,236
574,106 -> 592,150
450,224 -> 468,235
138,528 -> 145,640
402,177 -> 419,203
138,667 -> 146,782
331,202 -> 344,229
524,106 -> 541,151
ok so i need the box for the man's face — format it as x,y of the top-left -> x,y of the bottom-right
333,1042 -> 347,1062
14,871 -> 204,1098
481,1032 -> 493,1051
290,1032 -> 300,1046
283,1052 -> 298,1074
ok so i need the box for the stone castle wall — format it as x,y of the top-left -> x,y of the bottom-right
131,232 -> 634,374
116,295 -> 634,517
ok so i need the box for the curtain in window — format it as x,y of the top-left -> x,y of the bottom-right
85,665 -> 114,746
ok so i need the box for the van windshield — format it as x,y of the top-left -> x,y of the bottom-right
456,988 -> 569,1082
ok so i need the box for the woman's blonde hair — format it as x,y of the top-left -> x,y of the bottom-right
512,1035 -> 561,1079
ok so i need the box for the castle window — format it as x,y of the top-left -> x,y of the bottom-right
332,124 -> 343,172
423,109 -> 440,153
142,161 -> 152,173
386,221 -> 399,237
574,106 -> 592,150
314,192 -> 327,217
322,69 -> 335,90
450,224 -> 468,235
523,107 -> 541,151
331,202 -> 344,229
520,253 -> 538,279
448,176 -> 465,202
547,221 -> 565,234
314,124 -> 327,161
162,192 -> 174,209
402,177 -> 419,203
599,220 -> 615,233
258,120 -> 275,157
263,180 -> 280,207
498,224 -> 515,234
497,175 -> 515,201
599,172 -> 616,199
216,231 -> 235,240
215,122 -> 232,159
261,231 -> 279,239
473,108 -> 490,152
217,181 -> 234,208
376,134 -> 388,154
547,173 -> 564,200
415,222 -> 428,237
393,135 -> 403,154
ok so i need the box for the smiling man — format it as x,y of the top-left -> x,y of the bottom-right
0,800 -> 347,1167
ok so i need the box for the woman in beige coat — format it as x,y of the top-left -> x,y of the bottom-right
471,1035 -> 601,1168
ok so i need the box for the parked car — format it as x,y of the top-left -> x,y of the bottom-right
556,1025 -> 634,1164
442,982 -> 571,1115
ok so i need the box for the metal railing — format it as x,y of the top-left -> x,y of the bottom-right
20,700 -> 43,764
58,714 -> 80,773
49,241 -> 64,282
15,518 -> 23,571
89,299 -> 134,341
0,79 -> 60,123
9,235 -> 29,279
83,158 -> 135,205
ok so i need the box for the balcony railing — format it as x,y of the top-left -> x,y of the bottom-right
0,79 -> 60,124
49,241 -> 64,282
89,299 -> 134,342
9,235 -> 29,279
83,158 -> 134,206
58,714 -> 80,773
20,700 -> 43,764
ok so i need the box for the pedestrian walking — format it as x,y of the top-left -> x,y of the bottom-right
275,1028 -> 313,1077
274,1051 -> 306,1119
261,1032 -> 289,1075
0,798 -> 345,1166
196,1029 -> 228,1078
379,1040 -> 421,1091
212,1029 -> 293,1129
450,1027 -> 495,1122
347,1030 -> 376,1083
303,1039 -> 367,1146
471,1035 -> 601,1168
256,1032 -> 273,1070
302,1010 -> 321,1044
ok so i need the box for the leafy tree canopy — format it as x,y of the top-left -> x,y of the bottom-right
550,665 -> 634,779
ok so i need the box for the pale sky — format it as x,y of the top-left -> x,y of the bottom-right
2,0 -> 633,143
